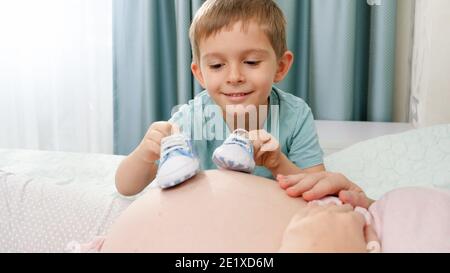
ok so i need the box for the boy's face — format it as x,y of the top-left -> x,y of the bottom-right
192,20 -> 293,116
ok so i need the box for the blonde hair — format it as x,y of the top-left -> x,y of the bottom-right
189,0 -> 287,64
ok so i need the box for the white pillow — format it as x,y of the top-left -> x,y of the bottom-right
324,124 -> 450,199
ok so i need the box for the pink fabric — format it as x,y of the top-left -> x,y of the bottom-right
369,187 -> 450,253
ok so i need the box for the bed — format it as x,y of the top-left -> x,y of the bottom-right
1,123 -> 449,252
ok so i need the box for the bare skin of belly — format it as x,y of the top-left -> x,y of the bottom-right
101,170 -> 306,253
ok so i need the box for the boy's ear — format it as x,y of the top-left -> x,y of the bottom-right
191,62 -> 206,88
274,51 -> 294,83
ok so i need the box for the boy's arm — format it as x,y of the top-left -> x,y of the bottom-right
115,122 -> 173,196
284,105 -> 325,176
250,129 -> 325,178
115,146 -> 158,197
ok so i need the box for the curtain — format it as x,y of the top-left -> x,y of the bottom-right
113,0 -> 205,155
276,0 -> 397,121
0,0 -> 113,154
113,0 -> 400,155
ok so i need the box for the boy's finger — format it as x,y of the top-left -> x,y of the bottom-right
339,190 -> 372,209
277,173 -> 307,189
147,140 -> 161,156
301,177 -> 339,201
255,142 -> 279,159
153,122 -> 173,137
146,130 -> 165,143
285,179 -> 317,197
258,130 -> 272,143
253,139 -> 265,159
252,137 -> 263,151
255,148 -> 266,160
139,138 -> 161,162
249,129 -> 272,144
278,173 -> 307,182
170,123 -> 181,134
302,174 -> 361,202
285,173 -> 324,197
248,130 -> 260,141
303,174 -> 341,201
260,137 -> 279,152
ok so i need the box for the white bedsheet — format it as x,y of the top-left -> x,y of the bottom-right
1,124 -> 449,252
0,150 -> 135,252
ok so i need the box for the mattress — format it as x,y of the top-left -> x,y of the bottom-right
0,150 -> 136,252
1,123 -> 449,252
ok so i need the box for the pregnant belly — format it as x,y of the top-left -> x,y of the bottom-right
101,170 -> 306,252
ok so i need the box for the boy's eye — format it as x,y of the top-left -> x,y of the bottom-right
209,64 -> 223,70
244,61 -> 261,66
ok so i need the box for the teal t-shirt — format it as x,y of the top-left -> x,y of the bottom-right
169,86 -> 324,179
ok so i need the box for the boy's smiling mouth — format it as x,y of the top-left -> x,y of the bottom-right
222,91 -> 254,102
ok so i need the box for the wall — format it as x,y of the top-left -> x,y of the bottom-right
411,0 -> 450,127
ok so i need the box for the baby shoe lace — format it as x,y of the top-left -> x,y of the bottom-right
223,129 -> 252,151
160,134 -> 191,161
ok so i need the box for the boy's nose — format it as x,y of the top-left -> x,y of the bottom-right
227,65 -> 245,85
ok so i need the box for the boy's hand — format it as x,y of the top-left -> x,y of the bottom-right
136,121 -> 175,164
249,129 -> 281,171
277,172 -> 374,209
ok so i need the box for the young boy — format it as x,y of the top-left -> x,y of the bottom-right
115,0 -> 325,196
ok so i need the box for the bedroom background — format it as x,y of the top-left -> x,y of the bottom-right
0,0 -> 449,156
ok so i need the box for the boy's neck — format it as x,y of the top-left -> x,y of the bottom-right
223,99 -> 270,132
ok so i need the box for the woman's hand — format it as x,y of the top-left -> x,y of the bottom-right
278,203 -> 371,253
